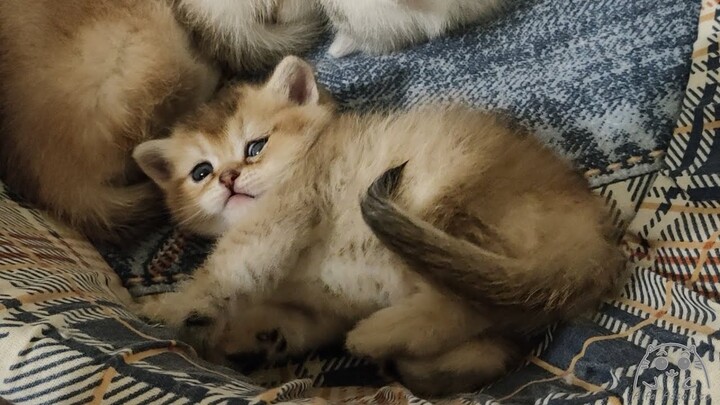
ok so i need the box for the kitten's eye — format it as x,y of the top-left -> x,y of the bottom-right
246,137 -> 269,158
190,161 -> 213,182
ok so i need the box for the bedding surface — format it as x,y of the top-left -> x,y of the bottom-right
1,0 -> 717,404
307,0 -> 697,186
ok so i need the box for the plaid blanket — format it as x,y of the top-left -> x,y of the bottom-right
1,1 -> 717,404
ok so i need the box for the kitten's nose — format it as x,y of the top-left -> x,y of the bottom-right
219,169 -> 240,190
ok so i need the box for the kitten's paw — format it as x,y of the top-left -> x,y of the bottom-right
216,309 -> 293,365
135,292 -> 204,328
224,328 -> 290,373
328,33 -> 360,58
215,303 -> 343,372
390,357 -> 481,397
346,306 -> 444,359
177,308 -> 230,361
388,338 -> 519,397
133,292 -> 228,358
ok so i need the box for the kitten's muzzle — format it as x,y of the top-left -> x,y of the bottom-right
219,169 -> 240,190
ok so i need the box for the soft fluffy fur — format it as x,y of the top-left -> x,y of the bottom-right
173,0 -> 323,72
0,0 -> 322,241
319,0 -> 503,57
135,56 -> 626,396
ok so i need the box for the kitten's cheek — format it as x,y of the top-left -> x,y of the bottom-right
200,190 -> 228,216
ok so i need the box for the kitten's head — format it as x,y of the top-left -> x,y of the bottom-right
133,56 -> 333,237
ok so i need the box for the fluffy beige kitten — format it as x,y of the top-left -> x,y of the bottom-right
319,0 -> 503,57
0,0 -> 321,241
134,56 -> 625,395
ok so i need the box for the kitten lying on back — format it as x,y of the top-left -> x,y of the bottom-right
319,0 -> 503,57
134,56 -> 625,395
0,0 -> 321,241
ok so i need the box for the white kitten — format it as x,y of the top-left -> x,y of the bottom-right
319,0 -> 502,57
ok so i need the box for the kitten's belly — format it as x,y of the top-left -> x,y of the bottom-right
285,251 -> 418,320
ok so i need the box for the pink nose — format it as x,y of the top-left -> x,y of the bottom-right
219,169 -> 240,190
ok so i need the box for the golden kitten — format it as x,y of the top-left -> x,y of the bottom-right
319,0 -> 502,57
134,56 -> 626,395
0,0 -> 321,241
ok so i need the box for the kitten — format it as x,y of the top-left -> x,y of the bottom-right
319,0 -> 503,57
134,56 -> 626,395
0,0 -> 321,241
174,0 -> 323,73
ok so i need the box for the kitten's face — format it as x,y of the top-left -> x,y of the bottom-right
134,56 -> 331,236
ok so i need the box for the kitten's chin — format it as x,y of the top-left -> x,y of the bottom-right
220,196 -> 257,227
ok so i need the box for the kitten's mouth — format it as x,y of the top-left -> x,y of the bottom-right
225,191 -> 255,206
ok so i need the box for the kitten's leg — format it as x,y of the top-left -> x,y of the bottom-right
328,32 -> 361,58
138,201 -> 320,328
346,289 -> 489,359
391,337 -> 521,396
211,302 -> 348,371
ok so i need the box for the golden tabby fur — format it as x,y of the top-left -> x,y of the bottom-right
134,56 -> 626,396
0,0 -> 321,241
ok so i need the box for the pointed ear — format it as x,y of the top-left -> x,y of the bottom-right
133,139 -> 173,188
266,56 -> 319,105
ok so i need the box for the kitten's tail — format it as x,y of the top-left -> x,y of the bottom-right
176,2 -> 325,73
242,18 -> 325,69
360,163 -> 623,320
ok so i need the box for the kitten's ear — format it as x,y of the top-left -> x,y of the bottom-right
266,56 -> 319,105
133,140 -> 173,188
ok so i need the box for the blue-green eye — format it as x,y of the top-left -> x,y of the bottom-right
190,161 -> 213,182
246,137 -> 268,158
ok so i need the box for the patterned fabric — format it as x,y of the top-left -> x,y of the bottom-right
305,0 -> 697,186
0,188 -> 277,403
1,1 -> 717,405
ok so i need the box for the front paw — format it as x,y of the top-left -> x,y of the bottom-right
178,311 -> 228,360
134,292 -> 227,357
225,328 -> 290,374
135,292 -> 202,328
